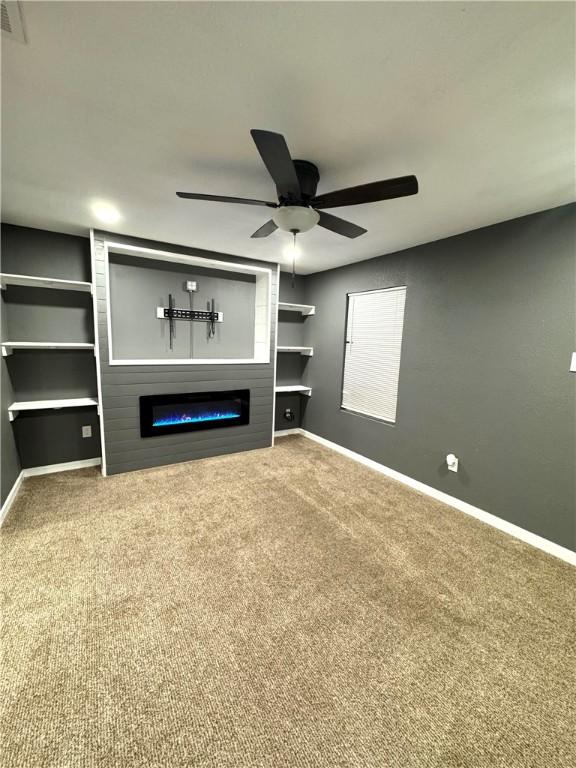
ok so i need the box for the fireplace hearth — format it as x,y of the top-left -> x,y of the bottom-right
139,390 -> 250,437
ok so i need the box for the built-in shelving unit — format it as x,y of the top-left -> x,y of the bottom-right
0,272 -> 92,293
275,290 -> 315,420
8,397 -> 99,421
275,384 -> 312,396
2,341 -> 95,356
278,302 -> 315,316
277,346 -> 314,356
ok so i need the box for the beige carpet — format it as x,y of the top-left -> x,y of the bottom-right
1,435 -> 575,768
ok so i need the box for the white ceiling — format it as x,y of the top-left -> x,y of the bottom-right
2,2 -> 574,274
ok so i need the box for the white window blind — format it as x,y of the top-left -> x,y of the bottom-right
341,286 -> 406,423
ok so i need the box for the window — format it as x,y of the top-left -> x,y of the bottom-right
341,286 -> 406,423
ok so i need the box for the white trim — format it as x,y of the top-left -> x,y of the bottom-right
278,302 -> 315,316
8,397 -> 98,421
107,357 -> 269,366
0,458 -> 101,526
0,471 -> 24,526
103,240 -> 272,366
90,231 -> 108,476
2,341 -> 94,356
271,264 -> 280,447
278,429 -> 576,567
275,385 -> 312,396
105,241 -> 272,276
0,272 -> 92,293
277,346 -> 314,356
274,428 -> 305,437
22,458 -> 101,477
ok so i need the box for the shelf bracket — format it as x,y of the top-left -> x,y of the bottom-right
2,346 -> 12,357
8,410 -> 18,422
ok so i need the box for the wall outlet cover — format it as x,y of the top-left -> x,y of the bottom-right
446,453 -> 459,472
82,425 -> 92,438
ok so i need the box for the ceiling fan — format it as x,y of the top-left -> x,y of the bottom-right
176,130 -> 418,240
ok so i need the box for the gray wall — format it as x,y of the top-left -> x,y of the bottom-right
109,255 -> 255,360
1,295 -> 21,505
13,408 -> 101,469
94,231 -> 278,475
302,204 -> 576,551
1,225 -> 92,281
275,273 -> 310,430
0,225 -> 100,494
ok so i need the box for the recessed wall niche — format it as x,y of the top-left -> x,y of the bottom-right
106,245 -> 272,365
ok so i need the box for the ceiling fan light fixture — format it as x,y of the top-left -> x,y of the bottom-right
272,205 -> 319,233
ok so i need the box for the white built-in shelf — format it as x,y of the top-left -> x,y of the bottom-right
2,341 -> 95,357
277,346 -> 314,356
8,397 -> 98,421
278,302 -> 315,316
0,273 -> 92,293
275,384 -> 312,396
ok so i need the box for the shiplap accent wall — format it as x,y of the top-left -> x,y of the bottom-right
92,232 -> 278,475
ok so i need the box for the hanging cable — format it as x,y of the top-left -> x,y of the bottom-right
291,230 -> 297,288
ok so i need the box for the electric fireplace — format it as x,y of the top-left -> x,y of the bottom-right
139,390 -> 250,437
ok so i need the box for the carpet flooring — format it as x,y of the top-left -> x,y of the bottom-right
1,435 -> 575,767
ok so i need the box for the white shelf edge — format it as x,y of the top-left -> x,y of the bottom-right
0,273 -> 93,293
275,385 -> 312,396
2,341 -> 95,357
8,397 -> 98,421
278,302 -> 315,316
277,346 -> 314,356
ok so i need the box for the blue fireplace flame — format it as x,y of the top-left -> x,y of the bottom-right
152,410 -> 241,427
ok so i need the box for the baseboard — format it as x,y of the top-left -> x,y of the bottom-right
0,458 -> 102,527
22,457 -> 101,477
274,428 -> 305,437
288,429 -> 575,567
0,470 -> 24,526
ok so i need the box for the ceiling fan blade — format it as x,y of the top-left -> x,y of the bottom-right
250,219 -> 278,239
176,192 -> 277,208
250,129 -> 301,200
312,175 -> 418,209
317,211 -> 367,239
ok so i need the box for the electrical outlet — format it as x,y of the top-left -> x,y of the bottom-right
446,453 -> 459,472
82,425 -> 92,438
283,408 -> 295,422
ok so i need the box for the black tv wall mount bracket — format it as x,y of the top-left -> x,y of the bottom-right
155,307 -> 224,323
156,292 -> 223,350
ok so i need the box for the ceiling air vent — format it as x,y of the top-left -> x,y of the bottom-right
1,0 -> 26,43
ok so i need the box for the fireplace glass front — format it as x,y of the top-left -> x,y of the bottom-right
139,390 -> 250,437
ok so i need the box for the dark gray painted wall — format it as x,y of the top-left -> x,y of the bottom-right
302,204 -> 576,551
1,225 -> 91,281
108,255 -> 256,359
94,230 -> 278,475
0,225 -> 100,495
13,408 -> 101,469
1,294 -> 21,505
3,286 -> 94,343
6,350 -> 97,400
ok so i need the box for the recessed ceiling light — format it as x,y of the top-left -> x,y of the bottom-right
91,201 -> 121,225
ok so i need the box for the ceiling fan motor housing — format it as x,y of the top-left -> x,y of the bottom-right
292,160 -> 320,201
272,159 -> 321,232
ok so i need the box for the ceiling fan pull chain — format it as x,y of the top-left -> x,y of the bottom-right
292,231 -> 297,287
